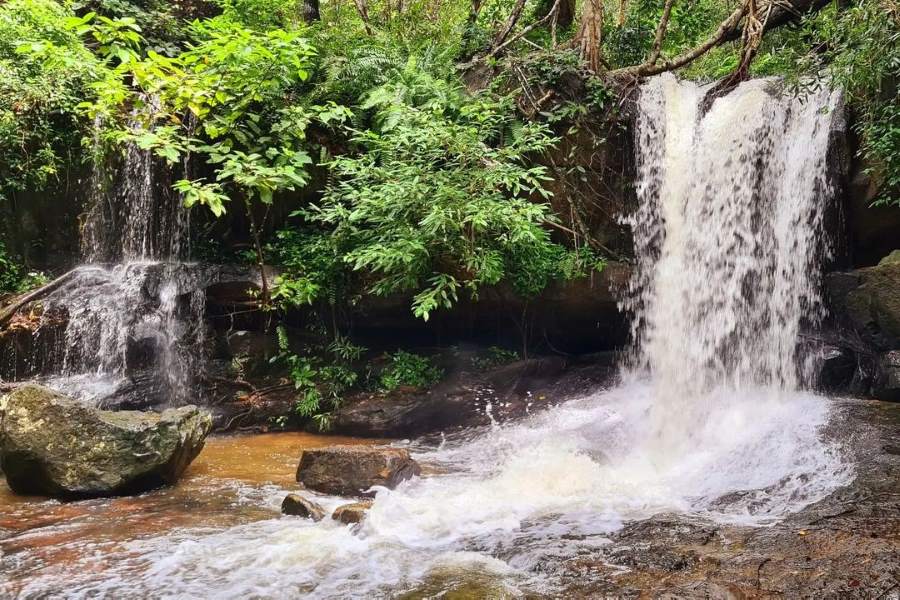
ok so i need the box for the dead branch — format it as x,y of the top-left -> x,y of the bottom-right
494,0 -> 528,49
610,0 -> 751,78
700,0 -> 775,110
0,270 -> 76,330
475,0 -> 560,63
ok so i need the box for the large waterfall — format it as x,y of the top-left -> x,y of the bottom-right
625,73 -> 843,450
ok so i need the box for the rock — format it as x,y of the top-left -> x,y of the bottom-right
281,494 -> 326,520
844,155 -> 900,267
0,385 -> 211,498
296,445 -> 420,497
332,500 -> 373,524
331,354 -> 615,437
827,251 -> 900,350
873,351 -> 900,402
353,264 -> 630,356
817,345 -> 857,391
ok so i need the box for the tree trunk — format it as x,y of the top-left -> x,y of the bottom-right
303,0 -> 320,23
576,0 -> 605,72
353,0 -> 374,34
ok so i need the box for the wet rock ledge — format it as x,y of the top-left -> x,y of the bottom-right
555,399 -> 900,599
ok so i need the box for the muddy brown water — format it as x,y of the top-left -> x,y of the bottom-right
0,433 -> 384,596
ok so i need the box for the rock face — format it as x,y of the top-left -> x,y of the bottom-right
332,500 -> 373,524
0,385 -> 211,498
825,251 -> 900,399
281,494 -> 326,520
296,446 -> 420,497
331,354 -> 615,437
829,251 -> 900,350
874,351 -> 900,401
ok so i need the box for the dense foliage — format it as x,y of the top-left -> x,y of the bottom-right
0,0 -> 103,202
0,0 -> 897,423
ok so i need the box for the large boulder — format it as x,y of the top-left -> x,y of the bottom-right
827,250 -> 900,350
0,385 -> 211,498
296,445 -> 420,497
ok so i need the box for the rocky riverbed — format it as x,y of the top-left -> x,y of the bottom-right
1,395 -> 897,599
554,399 -> 900,599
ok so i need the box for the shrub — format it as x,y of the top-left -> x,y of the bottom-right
379,351 -> 444,391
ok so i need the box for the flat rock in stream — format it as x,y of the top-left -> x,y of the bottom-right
296,446 -> 420,497
330,355 -> 615,437
0,384 -> 211,498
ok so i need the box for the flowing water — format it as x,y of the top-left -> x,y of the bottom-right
0,75 -> 855,598
1,114 -> 215,405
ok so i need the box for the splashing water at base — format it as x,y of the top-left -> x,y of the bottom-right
1,383 -> 851,599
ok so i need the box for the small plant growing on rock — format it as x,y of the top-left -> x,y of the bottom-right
471,346 -> 520,372
378,351 -> 443,392
270,326 -> 365,430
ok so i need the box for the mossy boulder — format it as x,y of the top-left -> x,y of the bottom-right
0,385 -> 211,498
829,250 -> 900,350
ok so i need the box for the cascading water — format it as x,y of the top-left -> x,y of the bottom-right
624,73 -> 844,451
1,75 -> 855,598
7,110 -> 208,406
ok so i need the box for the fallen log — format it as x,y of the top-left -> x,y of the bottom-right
0,270 -> 76,330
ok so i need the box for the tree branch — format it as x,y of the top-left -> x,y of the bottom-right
647,0 -> 677,65
494,0 -> 528,49
610,0 -> 750,78
472,0 -> 560,63
0,270 -> 75,330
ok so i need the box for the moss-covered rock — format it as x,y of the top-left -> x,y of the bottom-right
0,384 -> 211,498
829,251 -> 900,350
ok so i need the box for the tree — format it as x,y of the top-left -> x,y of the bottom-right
303,0 -> 320,23
576,0 -> 605,72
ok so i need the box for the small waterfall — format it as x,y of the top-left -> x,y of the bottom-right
81,102 -> 190,263
623,74 -> 842,446
34,263 -> 209,405
8,110 -> 208,406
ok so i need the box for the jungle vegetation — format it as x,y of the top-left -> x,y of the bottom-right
0,0 -> 897,421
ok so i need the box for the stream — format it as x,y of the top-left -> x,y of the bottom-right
0,381 -> 859,599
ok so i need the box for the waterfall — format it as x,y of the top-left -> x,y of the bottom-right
8,111 -> 207,406
623,74 -> 843,448
81,102 -> 190,263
